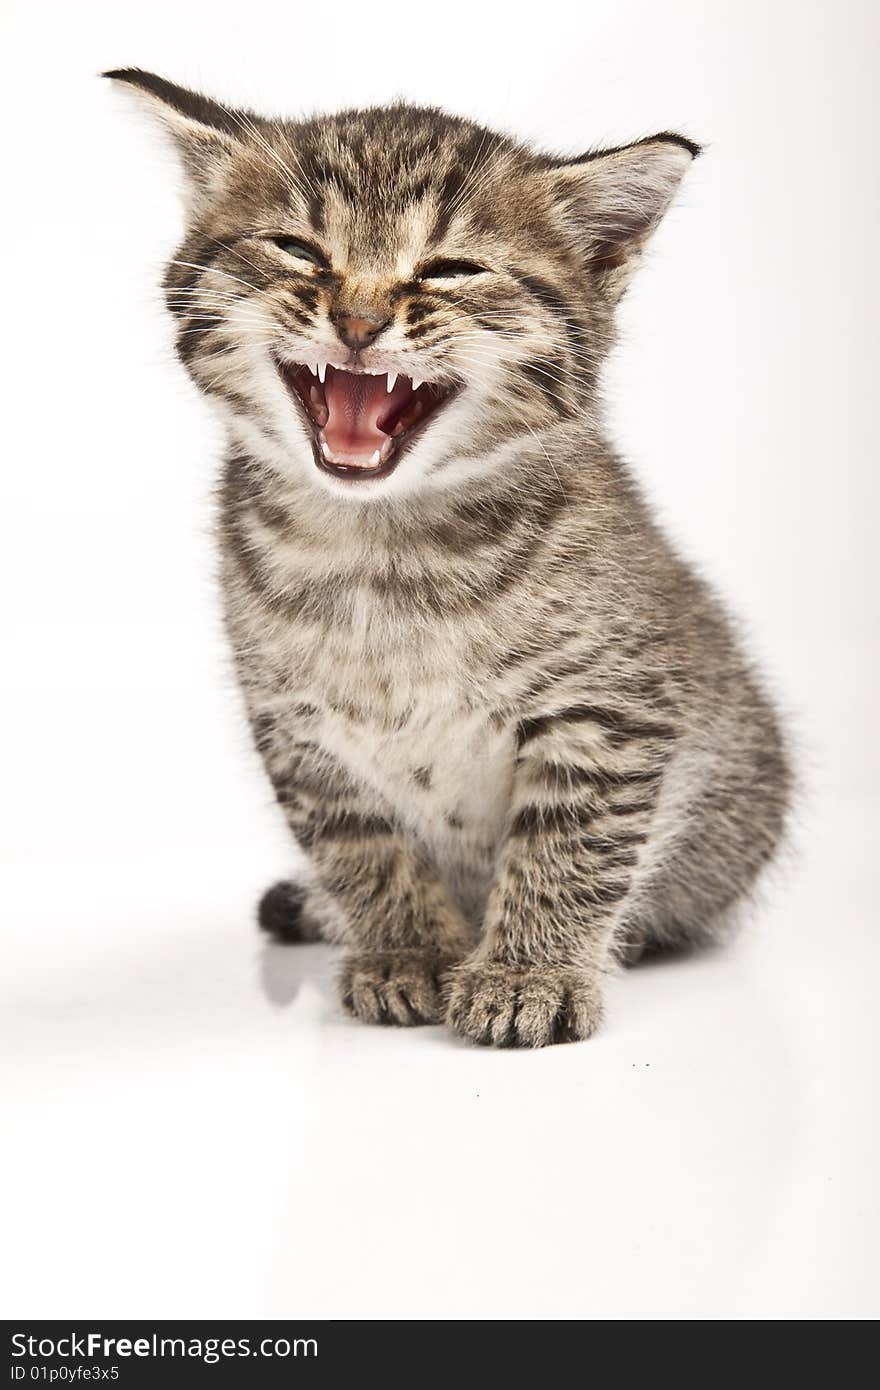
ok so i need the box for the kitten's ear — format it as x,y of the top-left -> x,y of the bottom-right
103,68 -> 252,211
544,134 -> 700,299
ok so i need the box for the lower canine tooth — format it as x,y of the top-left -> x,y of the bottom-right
370,450 -> 382,465
321,440 -> 333,460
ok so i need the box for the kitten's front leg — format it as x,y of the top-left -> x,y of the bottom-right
445,704 -> 673,1047
331,833 -> 473,1027
269,737 -> 473,1025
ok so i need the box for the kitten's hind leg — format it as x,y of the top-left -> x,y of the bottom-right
614,913 -> 705,966
257,879 -> 346,945
614,924 -> 654,967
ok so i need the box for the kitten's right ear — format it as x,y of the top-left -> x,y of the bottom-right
102,68 -> 252,211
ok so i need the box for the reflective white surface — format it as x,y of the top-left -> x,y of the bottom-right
2,796 -> 876,1319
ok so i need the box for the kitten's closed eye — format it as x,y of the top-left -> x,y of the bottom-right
416,258 -> 488,282
271,236 -> 328,268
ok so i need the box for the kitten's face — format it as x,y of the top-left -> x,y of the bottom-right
109,72 -> 696,501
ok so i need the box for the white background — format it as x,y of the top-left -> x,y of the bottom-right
2,0 -> 877,1319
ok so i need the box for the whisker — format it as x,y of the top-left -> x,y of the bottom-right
200,235 -> 271,280
169,260 -> 262,293
452,326 -> 603,373
441,344 -> 588,394
175,325 -> 278,339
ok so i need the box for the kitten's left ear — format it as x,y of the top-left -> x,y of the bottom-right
543,133 -> 700,299
103,68 -> 252,212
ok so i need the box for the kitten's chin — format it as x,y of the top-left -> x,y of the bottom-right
274,357 -> 457,484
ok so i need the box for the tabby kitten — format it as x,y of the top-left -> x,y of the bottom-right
107,69 -> 791,1047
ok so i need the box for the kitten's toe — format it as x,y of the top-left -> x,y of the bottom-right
338,951 -> 454,1027
444,960 -> 602,1048
257,880 -> 322,943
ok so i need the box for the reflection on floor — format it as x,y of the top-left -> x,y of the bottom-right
2,797 -> 877,1319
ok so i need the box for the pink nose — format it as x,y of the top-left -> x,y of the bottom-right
331,312 -> 390,352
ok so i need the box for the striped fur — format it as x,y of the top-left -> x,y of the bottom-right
109,71 -> 791,1046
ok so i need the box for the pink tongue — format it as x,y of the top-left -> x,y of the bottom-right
322,372 -> 391,457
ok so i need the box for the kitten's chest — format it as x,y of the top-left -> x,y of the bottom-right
297,618 -> 516,848
328,692 -> 513,838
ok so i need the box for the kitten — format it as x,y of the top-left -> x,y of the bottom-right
107,68 -> 791,1046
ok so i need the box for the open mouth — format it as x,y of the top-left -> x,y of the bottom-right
276,361 -> 455,481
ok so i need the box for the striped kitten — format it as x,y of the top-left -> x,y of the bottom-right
108,69 -> 791,1047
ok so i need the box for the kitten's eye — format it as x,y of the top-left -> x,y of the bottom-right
417,258 -> 488,282
271,237 -> 327,268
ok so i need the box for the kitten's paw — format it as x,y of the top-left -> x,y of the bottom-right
444,960 -> 602,1048
339,951 -> 457,1027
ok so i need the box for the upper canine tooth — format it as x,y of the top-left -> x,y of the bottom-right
386,372 -> 397,393
317,362 -> 326,383
412,378 -> 423,391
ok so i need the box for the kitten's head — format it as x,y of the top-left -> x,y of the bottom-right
106,69 -> 698,500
